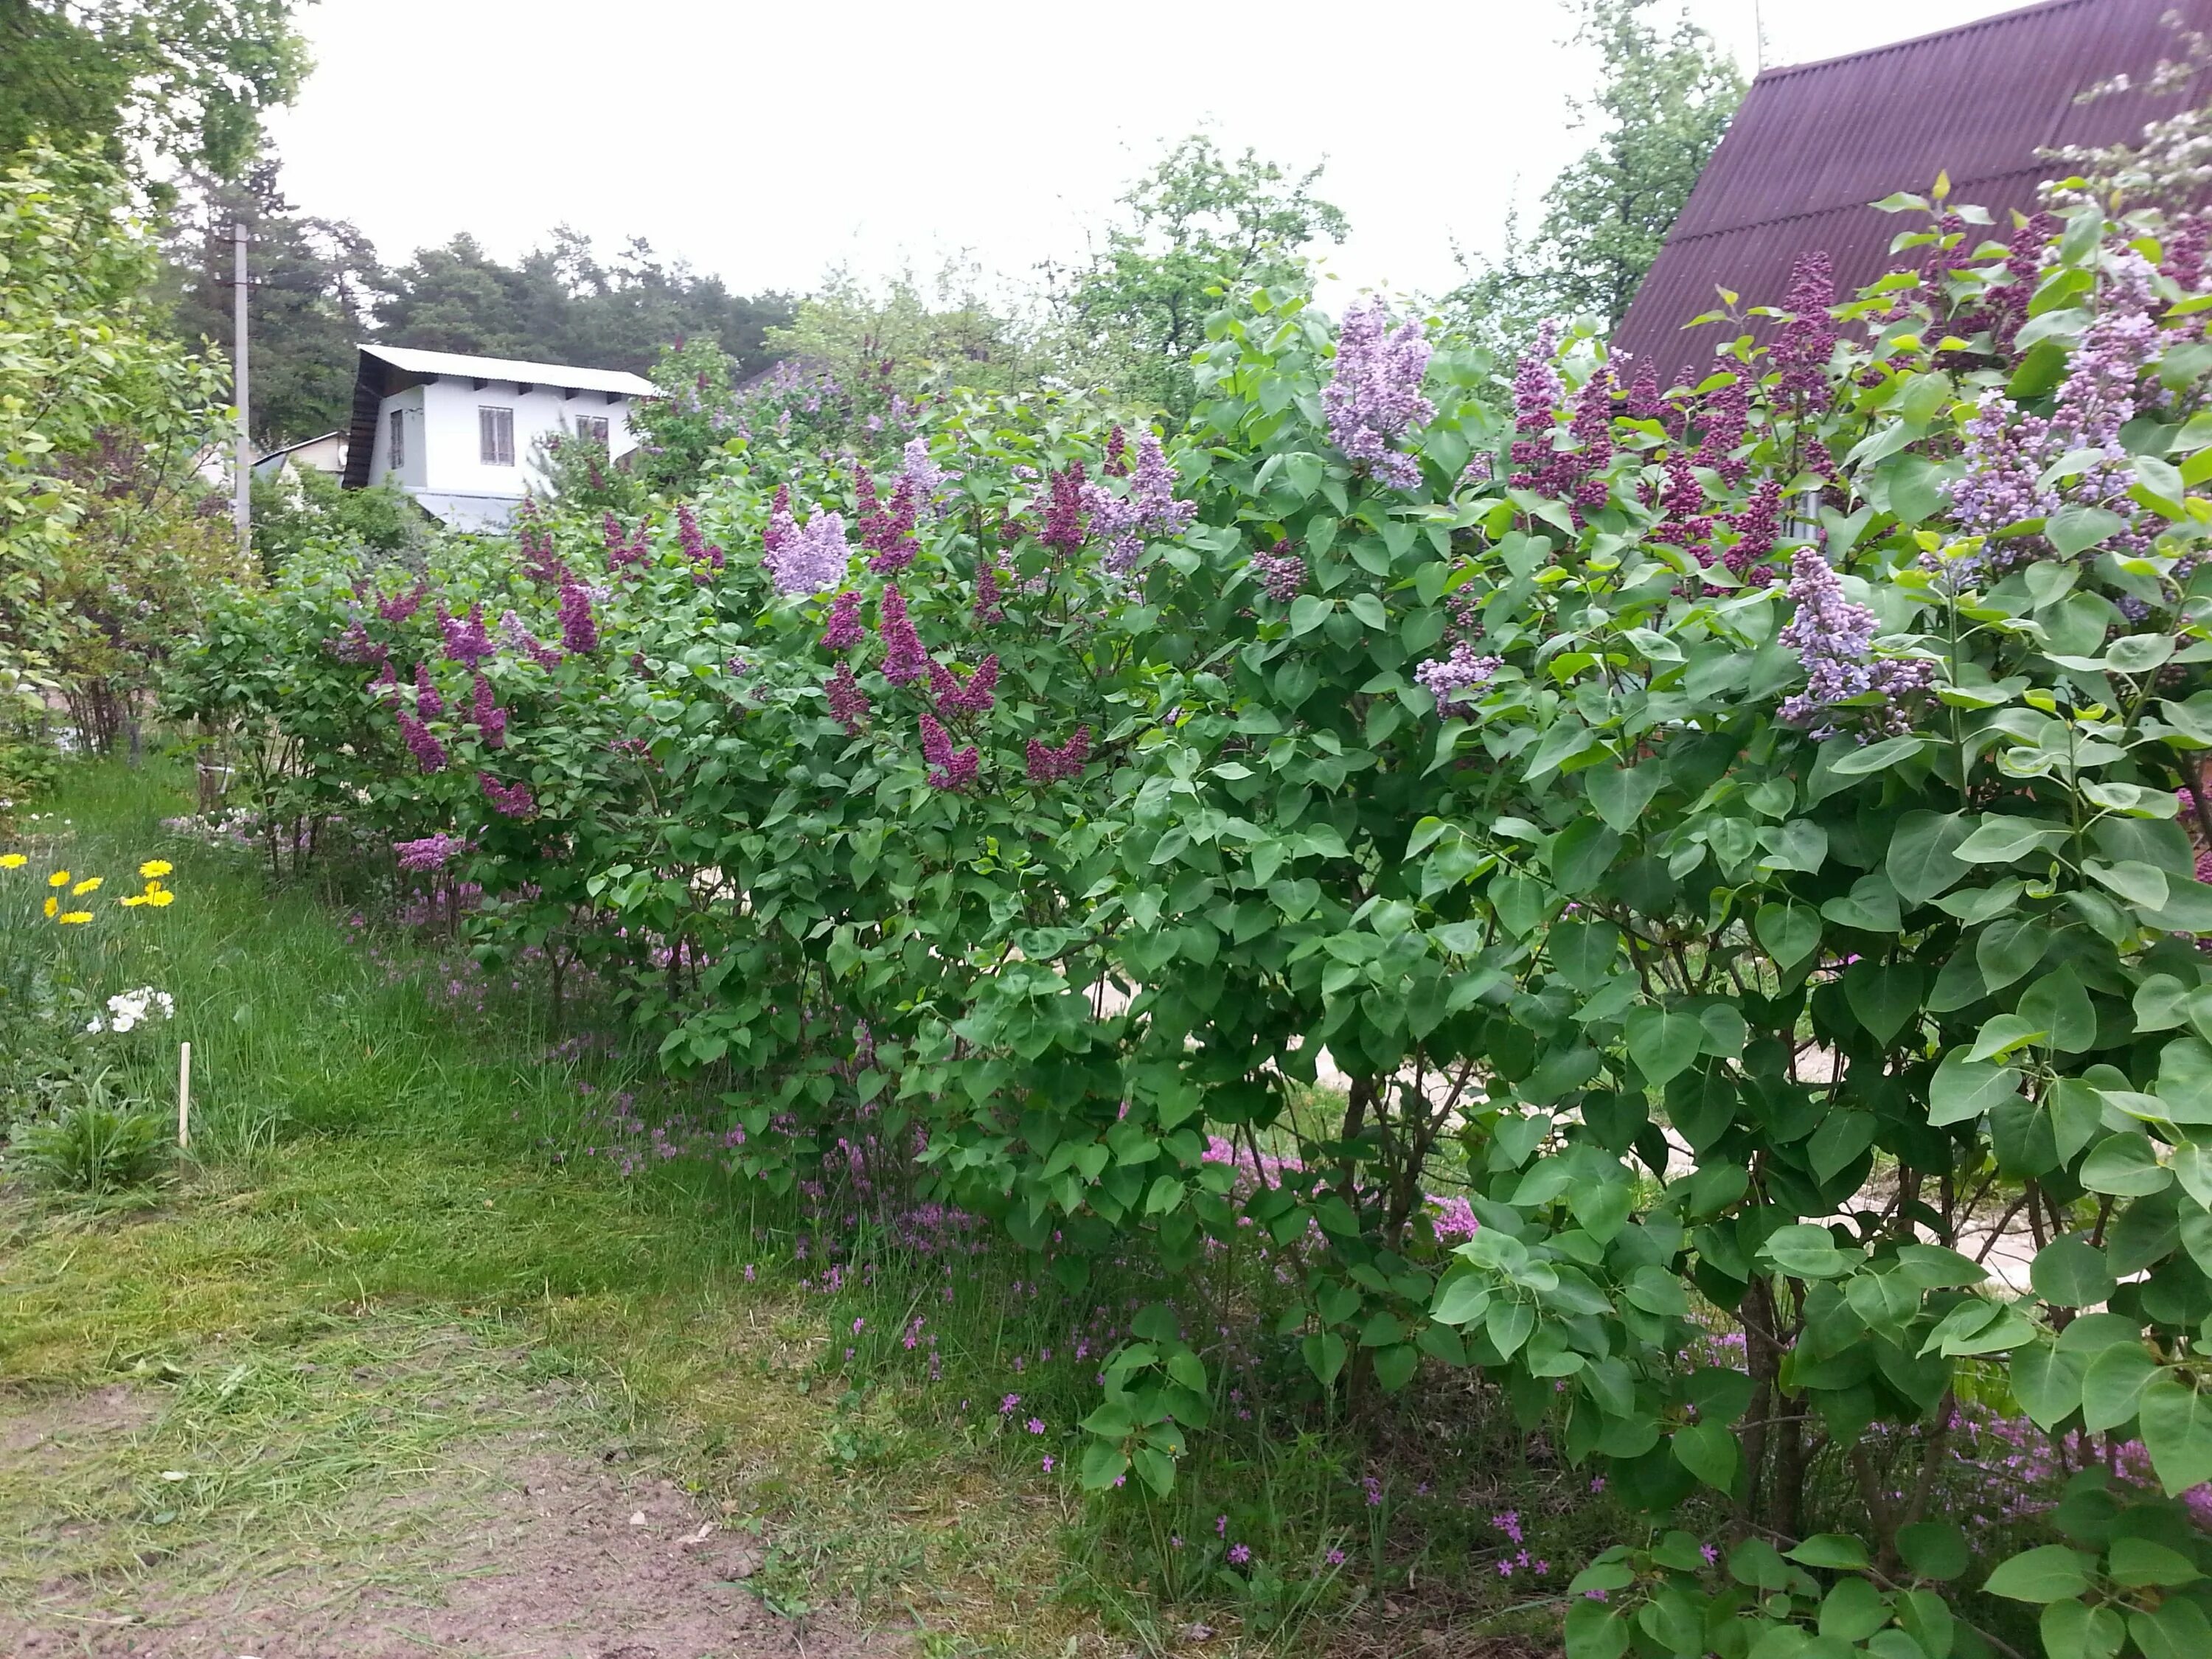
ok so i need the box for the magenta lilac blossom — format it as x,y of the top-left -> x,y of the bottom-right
879,585 -> 927,685
822,590 -> 865,651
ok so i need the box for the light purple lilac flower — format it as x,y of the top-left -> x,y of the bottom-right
1415,641 -> 1503,714
765,508 -> 852,597
1248,540 -> 1305,603
393,832 -> 470,872
1324,299 -> 1435,490
441,604 -> 493,668
1777,550 -> 1934,736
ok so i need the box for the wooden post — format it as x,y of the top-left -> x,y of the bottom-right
178,1041 -> 192,1149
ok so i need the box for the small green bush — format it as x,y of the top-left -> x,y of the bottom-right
17,1083 -> 170,1194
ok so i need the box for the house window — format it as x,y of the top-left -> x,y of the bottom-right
388,408 -> 406,470
575,414 -> 610,447
479,406 -> 515,466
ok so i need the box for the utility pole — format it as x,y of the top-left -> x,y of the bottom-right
232,220 -> 251,557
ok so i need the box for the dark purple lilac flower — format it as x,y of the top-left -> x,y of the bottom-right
879,585 -> 926,685
1324,299 -> 1435,490
330,620 -> 387,667
558,579 -> 599,653
1623,361 -> 1666,423
1025,726 -> 1090,784
479,773 -> 536,818
918,712 -> 978,792
676,503 -> 725,572
973,558 -> 1006,624
1103,425 -> 1127,476
372,661 -> 400,695
1415,642 -> 1502,715
930,654 -> 998,720
414,661 -> 445,720
441,604 -> 494,668
518,521 -> 568,586
1724,480 -> 1784,580
1508,319 -> 1565,493
470,672 -> 507,748
378,581 -> 427,626
1693,369 -> 1750,487
827,662 -> 871,737
397,712 -> 448,773
861,471 -> 919,574
1040,462 -> 1088,557
822,590 -> 865,651
1248,540 -> 1306,603
1771,253 -> 1840,411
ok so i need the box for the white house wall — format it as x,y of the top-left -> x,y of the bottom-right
366,375 -> 641,529
366,384 -> 425,490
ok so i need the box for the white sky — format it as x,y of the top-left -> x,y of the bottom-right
265,0 -> 2032,308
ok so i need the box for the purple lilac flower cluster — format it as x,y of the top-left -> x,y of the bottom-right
1777,550 -> 1933,737
765,507 -> 852,597
1507,319 -> 1565,493
414,662 -> 445,719
973,557 -> 1006,624
858,467 -> 921,574
879,585 -> 926,684
827,662 -> 871,737
1414,641 -> 1503,715
500,610 -> 563,670
1080,432 -> 1198,575
557,577 -> 599,653
1322,299 -> 1435,490
604,511 -> 650,574
1248,539 -> 1306,603
377,581 -> 426,625
441,604 -> 494,668
1770,252 -> 1840,411
1948,254 -> 2158,582
899,435 -> 956,511
393,832 -> 472,873
930,655 -> 998,720
821,590 -> 865,651
397,712 -> 447,773
675,503 -> 725,585
1040,462 -> 1088,557
478,772 -> 536,818
918,712 -> 978,791
470,673 -> 507,747
1724,480 -> 1785,581
1025,727 -> 1089,785
329,620 -> 387,667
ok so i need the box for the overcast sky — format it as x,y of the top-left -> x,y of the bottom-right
265,0 -> 2032,307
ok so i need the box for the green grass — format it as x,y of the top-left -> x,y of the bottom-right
0,758 -> 1092,1654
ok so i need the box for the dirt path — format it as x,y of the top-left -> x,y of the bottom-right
1,1346 -> 909,1659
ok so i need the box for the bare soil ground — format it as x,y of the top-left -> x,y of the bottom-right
0,1362 -> 909,1659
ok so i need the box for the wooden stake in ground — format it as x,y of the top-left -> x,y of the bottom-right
178,1041 -> 192,1150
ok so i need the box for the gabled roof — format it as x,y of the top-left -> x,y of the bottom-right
1615,0 -> 2211,372
355,342 -> 655,398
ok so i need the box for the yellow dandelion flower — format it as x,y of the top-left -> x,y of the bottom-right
47,869 -> 70,888
119,893 -> 148,908
72,876 -> 103,895
0,852 -> 24,869
145,888 -> 175,908
139,860 -> 173,879
44,896 -> 58,918
58,911 -> 93,925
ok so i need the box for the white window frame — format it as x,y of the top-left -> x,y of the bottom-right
479,406 -> 515,467
388,408 -> 406,471
576,414 -> 611,448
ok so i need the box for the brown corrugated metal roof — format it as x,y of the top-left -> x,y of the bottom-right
1615,0 -> 2212,373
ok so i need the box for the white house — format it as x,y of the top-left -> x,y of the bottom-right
341,344 -> 655,530
251,430 -> 349,482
